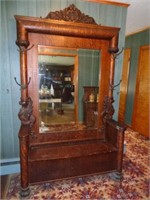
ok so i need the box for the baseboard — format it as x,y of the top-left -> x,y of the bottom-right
0,158 -> 20,175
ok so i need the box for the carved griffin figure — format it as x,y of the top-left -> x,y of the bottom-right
18,97 -> 35,128
101,96 -> 115,124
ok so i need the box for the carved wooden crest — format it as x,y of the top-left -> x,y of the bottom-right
46,4 -> 97,25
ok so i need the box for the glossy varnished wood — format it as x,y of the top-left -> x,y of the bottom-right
15,6 -> 125,197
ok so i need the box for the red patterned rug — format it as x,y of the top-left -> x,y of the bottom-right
4,129 -> 150,199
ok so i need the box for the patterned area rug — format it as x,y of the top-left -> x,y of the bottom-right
4,129 -> 150,199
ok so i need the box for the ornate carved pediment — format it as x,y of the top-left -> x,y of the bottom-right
46,4 -> 97,25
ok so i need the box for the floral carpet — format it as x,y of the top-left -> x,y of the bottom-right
4,129 -> 150,200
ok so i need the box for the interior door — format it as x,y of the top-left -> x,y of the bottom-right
132,45 -> 149,138
118,48 -> 131,123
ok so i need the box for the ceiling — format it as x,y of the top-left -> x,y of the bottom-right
113,0 -> 150,35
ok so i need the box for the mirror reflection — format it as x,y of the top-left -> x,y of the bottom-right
38,48 -> 100,133
38,55 -> 75,131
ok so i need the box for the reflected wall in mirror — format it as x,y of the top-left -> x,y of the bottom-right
38,47 -> 100,133
78,49 -> 100,123
38,55 -> 76,132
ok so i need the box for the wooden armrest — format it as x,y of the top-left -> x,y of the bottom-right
105,119 -> 126,147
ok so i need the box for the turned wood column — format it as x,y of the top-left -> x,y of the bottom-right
18,126 -> 30,197
16,39 -> 29,101
109,35 -> 119,97
116,126 -> 125,174
15,25 -> 35,197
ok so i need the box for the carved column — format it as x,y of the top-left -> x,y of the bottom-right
101,36 -> 119,130
16,31 -> 35,196
19,126 -> 30,197
18,98 -> 35,197
18,97 -> 35,197
109,36 -> 119,97
16,39 -> 29,101
116,126 -> 125,178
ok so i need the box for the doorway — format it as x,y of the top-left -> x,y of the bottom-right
132,45 -> 149,138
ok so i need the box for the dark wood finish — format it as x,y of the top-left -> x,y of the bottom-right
1,175 -> 9,199
83,102 -> 98,127
46,4 -> 97,24
14,5 -> 125,197
83,86 -> 99,127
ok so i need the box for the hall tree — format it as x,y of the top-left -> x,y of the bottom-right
14,4 -> 127,196
1,0 -> 128,164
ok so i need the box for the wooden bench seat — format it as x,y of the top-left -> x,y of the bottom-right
28,138 -> 119,183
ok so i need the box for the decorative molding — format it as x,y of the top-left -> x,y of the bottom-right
84,0 -> 130,7
18,97 -> 35,128
46,4 -> 97,25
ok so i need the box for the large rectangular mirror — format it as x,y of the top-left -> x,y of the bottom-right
38,47 -> 100,133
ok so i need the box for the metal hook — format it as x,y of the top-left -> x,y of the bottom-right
14,77 -> 31,89
112,47 -> 124,59
17,44 -> 34,53
109,80 -> 121,91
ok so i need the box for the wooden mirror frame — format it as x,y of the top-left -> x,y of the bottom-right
15,5 -> 122,197
15,7 -> 120,132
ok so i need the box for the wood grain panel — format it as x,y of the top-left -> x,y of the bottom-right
118,48 -> 131,123
132,45 -> 150,138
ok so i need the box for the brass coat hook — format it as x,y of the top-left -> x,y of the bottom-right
14,77 -> 31,89
109,80 -> 121,91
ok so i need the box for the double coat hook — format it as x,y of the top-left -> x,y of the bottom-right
14,77 -> 31,89
109,80 -> 122,91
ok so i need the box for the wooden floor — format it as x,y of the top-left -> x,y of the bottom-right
1,175 -> 9,199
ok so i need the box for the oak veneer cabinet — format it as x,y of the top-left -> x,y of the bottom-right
15,5 -> 125,197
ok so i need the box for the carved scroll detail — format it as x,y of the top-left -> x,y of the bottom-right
18,97 -> 35,128
101,96 -> 115,125
46,4 -> 97,25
